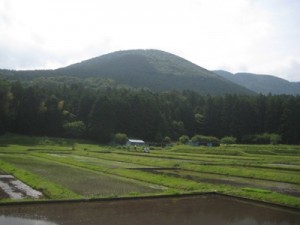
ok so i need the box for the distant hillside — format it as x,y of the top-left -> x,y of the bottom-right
53,50 -> 253,95
0,50 -> 254,95
214,70 -> 300,95
293,82 -> 300,90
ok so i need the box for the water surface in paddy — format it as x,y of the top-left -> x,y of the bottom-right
0,195 -> 299,225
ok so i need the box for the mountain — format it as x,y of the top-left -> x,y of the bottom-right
0,50 -> 254,95
214,70 -> 300,95
54,50 -> 254,95
293,82 -> 300,90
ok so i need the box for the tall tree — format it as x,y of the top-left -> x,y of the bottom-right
88,95 -> 116,143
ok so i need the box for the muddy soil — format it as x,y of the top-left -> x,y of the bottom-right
0,195 -> 299,225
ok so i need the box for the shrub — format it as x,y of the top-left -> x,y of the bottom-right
163,136 -> 172,144
221,136 -> 237,144
179,135 -> 189,144
270,133 -> 282,145
241,133 -> 282,145
191,134 -> 220,146
63,121 -> 86,138
255,133 -> 271,144
114,133 -> 128,145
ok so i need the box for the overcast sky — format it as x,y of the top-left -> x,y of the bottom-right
1,0 -> 299,81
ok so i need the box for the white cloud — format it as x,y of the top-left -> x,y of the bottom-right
0,0 -> 299,81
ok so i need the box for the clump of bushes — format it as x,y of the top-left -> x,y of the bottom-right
191,134 -> 220,146
114,133 -> 128,145
220,136 -> 237,144
242,133 -> 282,145
163,136 -> 172,145
63,121 -> 86,138
178,135 -> 189,144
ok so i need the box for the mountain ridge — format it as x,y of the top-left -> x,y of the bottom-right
3,49 -> 284,95
0,49 -> 253,95
214,70 -> 300,95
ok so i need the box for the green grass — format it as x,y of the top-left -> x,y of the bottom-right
171,144 -> 300,156
242,187 -> 271,193
73,151 -> 300,184
0,133 -> 77,146
0,134 -> 300,208
66,154 -> 153,168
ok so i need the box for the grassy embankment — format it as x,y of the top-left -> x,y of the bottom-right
0,134 -> 300,208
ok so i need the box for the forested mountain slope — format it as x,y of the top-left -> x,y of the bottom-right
55,50 -> 254,95
214,70 -> 300,95
0,50 -> 254,95
0,79 -> 299,144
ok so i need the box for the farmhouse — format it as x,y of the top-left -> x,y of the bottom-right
126,139 -> 145,146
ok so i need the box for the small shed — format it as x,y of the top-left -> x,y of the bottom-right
126,139 -> 145,146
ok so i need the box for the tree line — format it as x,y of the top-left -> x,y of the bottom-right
1,78 -> 300,144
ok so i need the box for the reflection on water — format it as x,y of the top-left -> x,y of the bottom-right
0,215 -> 57,225
0,195 -> 299,225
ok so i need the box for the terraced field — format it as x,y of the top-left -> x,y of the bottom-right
0,154 -> 158,198
0,135 -> 300,208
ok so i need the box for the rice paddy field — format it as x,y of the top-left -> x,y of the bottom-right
0,134 -> 300,208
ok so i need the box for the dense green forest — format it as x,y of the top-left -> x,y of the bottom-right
1,77 -> 299,144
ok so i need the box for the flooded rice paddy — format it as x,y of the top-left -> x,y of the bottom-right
0,195 -> 299,225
